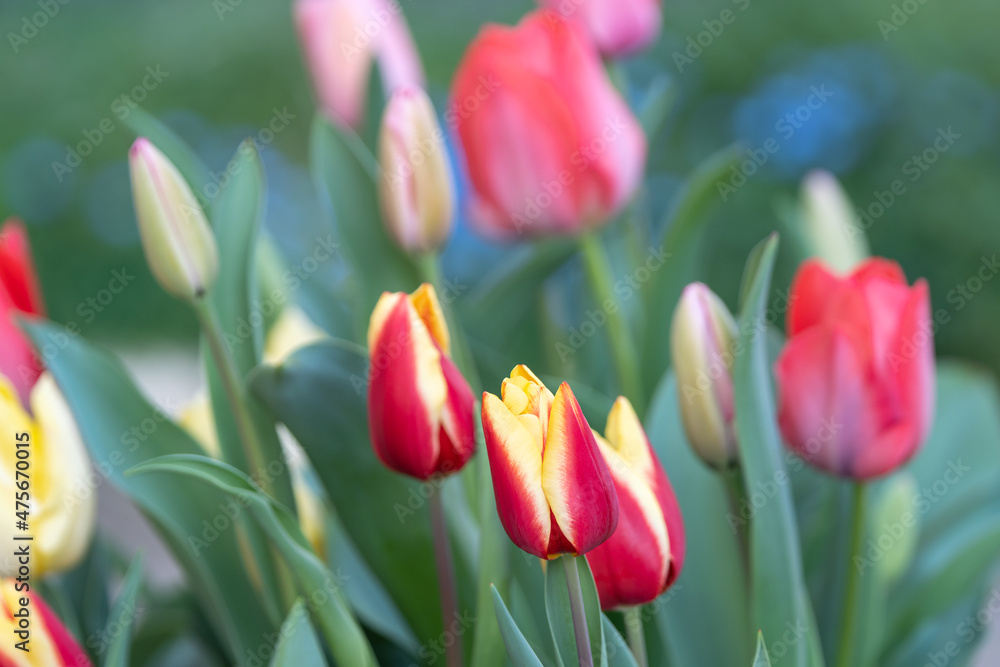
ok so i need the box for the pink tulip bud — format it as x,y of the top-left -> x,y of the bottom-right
378,87 -> 455,253
451,11 -> 646,238
775,258 -> 935,479
536,0 -> 661,57
586,397 -> 685,609
294,0 -> 425,130
481,365 -> 619,558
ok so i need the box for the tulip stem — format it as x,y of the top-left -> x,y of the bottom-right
836,482 -> 867,667
722,468 -> 751,583
193,299 -> 269,490
624,607 -> 648,667
429,489 -> 464,667
563,555 -> 594,667
579,233 -> 643,413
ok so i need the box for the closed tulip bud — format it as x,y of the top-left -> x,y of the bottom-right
0,372 -> 95,578
294,0 -> 424,130
378,87 -> 455,253
129,138 -> 218,301
451,11 -> 646,238
670,283 -> 739,468
801,170 -> 869,273
481,365 -> 618,558
0,218 -> 45,404
0,579 -> 92,666
586,397 -> 684,609
367,283 -> 475,480
537,0 -> 661,57
776,258 -> 934,479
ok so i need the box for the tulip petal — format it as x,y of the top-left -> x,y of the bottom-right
542,382 -> 618,555
409,283 -> 451,354
35,588 -> 93,667
0,219 -> 45,317
436,353 -> 476,474
367,296 -> 446,479
481,392 -> 551,558
787,259 -> 841,336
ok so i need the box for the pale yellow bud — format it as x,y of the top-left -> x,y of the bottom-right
801,170 -> 869,273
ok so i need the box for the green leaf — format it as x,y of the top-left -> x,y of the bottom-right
470,445 -> 510,667
249,340 -> 441,643
640,144 -> 742,398
645,375 -> 752,666
269,600 -> 328,667
732,235 -> 824,667
544,555 -> 606,667
127,454 -> 377,667
22,320 -> 272,666
122,106 -> 211,208
102,555 -> 145,667
602,616 -> 639,667
753,631 -> 773,667
309,116 -> 419,335
492,585 -> 545,667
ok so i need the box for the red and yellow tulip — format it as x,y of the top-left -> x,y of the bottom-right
0,219 -> 44,405
481,365 -> 618,559
585,397 -> 685,609
367,284 -> 476,480
0,579 -> 92,666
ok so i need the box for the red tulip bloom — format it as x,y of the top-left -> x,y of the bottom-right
586,397 -> 684,609
0,579 -> 92,666
481,365 -> 618,559
367,283 -> 475,480
775,258 -> 935,479
0,218 -> 44,405
536,0 -> 661,57
451,10 -> 646,238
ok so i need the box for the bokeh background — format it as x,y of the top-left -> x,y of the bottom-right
3,0 -> 1000,662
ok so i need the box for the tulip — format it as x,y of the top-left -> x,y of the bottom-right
294,0 -> 425,130
0,372 -> 96,578
670,283 -> 739,469
585,397 -> 684,609
451,11 -> 646,238
481,365 -> 618,558
367,283 -> 475,480
537,0 -> 661,57
801,170 -> 869,273
0,579 -> 92,666
377,87 -> 455,254
0,218 -> 45,405
129,138 -> 219,301
775,258 -> 934,479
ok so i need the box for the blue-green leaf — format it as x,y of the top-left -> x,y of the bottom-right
269,600 -> 328,667
492,585 -> 545,667
102,554 -> 145,667
544,556 -> 606,667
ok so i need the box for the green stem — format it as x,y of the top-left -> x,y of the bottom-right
193,299 -> 270,490
623,607 -> 648,667
722,467 -> 751,584
836,482 -> 867,667
579,233 -> 643,412
429,490 -> 463,667
563,555 -> 594,667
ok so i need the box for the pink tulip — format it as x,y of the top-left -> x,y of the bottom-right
451,10 -> 646,238
294,0 -> 424,130
775,258 -> 935,479
537,0 -> 661,57
0,218 -> 44,405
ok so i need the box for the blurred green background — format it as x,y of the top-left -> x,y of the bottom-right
2,0 -> 998,375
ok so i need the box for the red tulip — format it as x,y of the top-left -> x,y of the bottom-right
586,397 -> 684,609
367,283 -> 475,480
775,258 -> 935,479
536,0 -> 661,57
295,0 -> 425,130
0,579 -> 92,666
0,218 -> 44,405
481,365 -> 618,559
451,10 -> 646,238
